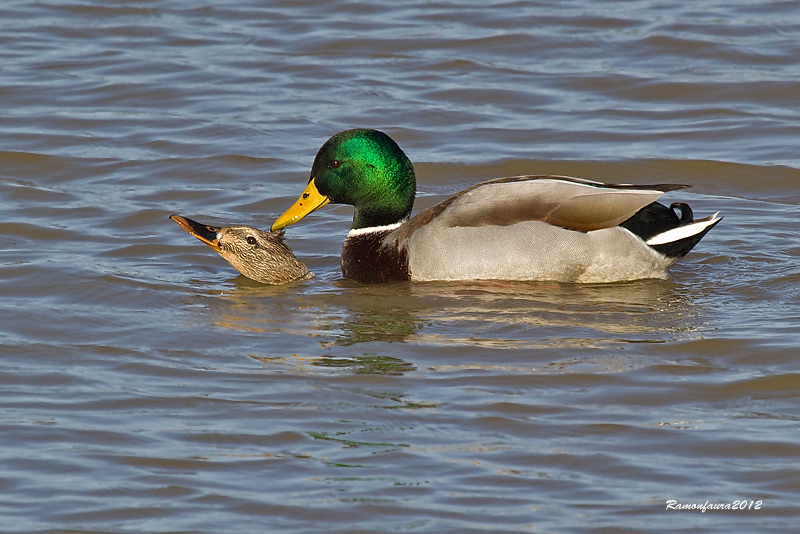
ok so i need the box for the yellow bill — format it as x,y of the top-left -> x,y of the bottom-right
271,178 -> 330,231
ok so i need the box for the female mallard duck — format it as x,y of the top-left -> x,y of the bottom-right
170,215 -> 311,284
271,128 -> 721,284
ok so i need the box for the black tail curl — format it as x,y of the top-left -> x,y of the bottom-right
621,202 -> 718,259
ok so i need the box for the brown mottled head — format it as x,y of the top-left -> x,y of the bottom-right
170,215 -> 311,285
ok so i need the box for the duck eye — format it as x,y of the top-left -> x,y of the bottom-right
246,236 -> 257,246
329,159 -> 341,169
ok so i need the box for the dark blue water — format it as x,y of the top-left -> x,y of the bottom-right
1,1 -> 799,532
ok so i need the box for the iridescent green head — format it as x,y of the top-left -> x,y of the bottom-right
272,129 -> 416,231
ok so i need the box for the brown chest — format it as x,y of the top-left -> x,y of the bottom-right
341,231 -> 410,283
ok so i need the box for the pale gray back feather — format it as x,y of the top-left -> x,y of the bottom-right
393,176 -> 681,242
385,175 -> 689,282
436,179 -> 666,231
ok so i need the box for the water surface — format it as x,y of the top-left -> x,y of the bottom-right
1,1 -> 799,532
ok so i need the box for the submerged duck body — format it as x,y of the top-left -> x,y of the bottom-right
170,215 -> 311,285
272,129 -> 721,284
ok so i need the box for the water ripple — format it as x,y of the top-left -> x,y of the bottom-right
1,1 -> 799,532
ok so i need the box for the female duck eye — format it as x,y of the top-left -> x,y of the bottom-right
246,236 -> 257,245
329,160 -> 341,169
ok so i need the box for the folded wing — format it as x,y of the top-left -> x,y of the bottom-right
400,176 -> 689,237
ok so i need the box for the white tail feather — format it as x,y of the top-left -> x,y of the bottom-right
646,213 -> 722,246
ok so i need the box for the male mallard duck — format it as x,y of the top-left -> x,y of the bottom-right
271,129 -> 721,284
170,215 -> 311,284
